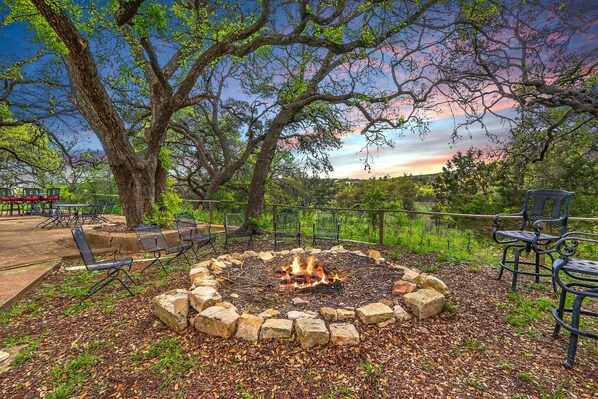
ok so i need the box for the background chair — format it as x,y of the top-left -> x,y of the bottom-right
273,208 -> 301,249
492,189 -> 575,291
312,211 -> 340,247
71,226 -> 135,303
551,232 -> 598,368
175,211 -> 216,259
134,223 -> 191,273
224,212 -> 253,250
0,188 -> 22,216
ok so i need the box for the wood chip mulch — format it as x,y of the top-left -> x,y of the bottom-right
1,240 -> 597,398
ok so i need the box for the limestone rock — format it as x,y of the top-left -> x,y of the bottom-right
329,323 -> 360,346
242,250 -> 257,258
393,305 -> 412,321
290,247 -> 304,254
287,311 -> 317,320
229,252 -> 243,260
402,269 -> 421,283
374,257 -> 385,265
194,305 -> 239,338
292,297 -> 309,306
230,293 -> 239,299
295,318 -> 329,349
368,249 -> 382,259
376,317 -> 396,328
188,286 -> 222,312
330,245 -> 346,253
230,259 -> 243,266
307,248 -> 322,254
336,308 -> 356,321
352,250 -> 367,257
192,277 -> 220,289
192,260 -> 211,269
258,309 -> 280,318
261,318 -> 293,340
392,280 -> 416,295
356,302 -> 394,325
153,289 -> 189,333
217,254 -> 229,261
214,301 -> 238,312
258,251 -> 274,262
403,289 -> 446,319
189,266 -> 211,283
379,298 -> 393,306
235,313 -> 264,341
278,250 -> 290,256
210,259 -> 226,274
319,307 -> 337,322
419,275 -> 450,296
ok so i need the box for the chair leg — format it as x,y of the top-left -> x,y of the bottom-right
497,245 -> 509,281
80,268 -> 133,304
510,246 -> 527,291
552,288 -> 567,338
564,294 -> 585,368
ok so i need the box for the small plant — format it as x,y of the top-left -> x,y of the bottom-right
443,300 -> 458,314
237,383 -> 265,399
462,374 -> 485,391
323,384 -> 352,399
467,264 -> 480,273
422,264 -> 439,273
360,359 -> 381,397
133,337 -> 196,387
462,338 -> 486,351
47,352 -> 100,399
497,359 -> 512,370
0,302 -> 39,326
517,372 -> 532,381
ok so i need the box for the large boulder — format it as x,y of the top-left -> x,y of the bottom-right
392,280 -> 416,295
194,305 -> 239,338
153,289 -> 189,333
189,266 -> 211,283
329,323 -> 360,346
403,289 -> 445,319
235,313 -> 264,341
261,318 -> 293,340
356,302 -> 394,325
295,318 -> 329,349
188,286 -> 222,312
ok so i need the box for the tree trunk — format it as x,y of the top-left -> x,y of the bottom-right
111,161 -> 156,227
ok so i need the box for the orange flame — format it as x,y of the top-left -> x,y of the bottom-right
276,255 -> 341,290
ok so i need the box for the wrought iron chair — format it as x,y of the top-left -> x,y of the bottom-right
40,187 -> 60,215
23,188 -> 43,215
133,223 -> 192,273
37,206 -> 69,229
0,188 -> 22,216
273,208 -> 301,249
492,189 -> 575,291
551,232 -> 598,368
312,211 -> 341,247
224,212 -> 253,250
71,227 -> 135,303
175,211 -> 216,259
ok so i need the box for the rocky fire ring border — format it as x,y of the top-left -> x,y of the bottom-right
152,246 -> 450,349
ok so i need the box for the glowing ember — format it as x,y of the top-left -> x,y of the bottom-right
275,255 -> 341,290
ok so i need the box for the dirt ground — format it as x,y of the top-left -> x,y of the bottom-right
0,237 -> 597,399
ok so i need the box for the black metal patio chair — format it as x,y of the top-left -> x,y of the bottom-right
37,206 -> 69,229
312,211 -> 341,247
492,189 -> 575,291
175,211 -> 216,259
71,226 -> 135,303
134,223 -> 192,273
224,212 -> 253,250
274,208 -> 301,249
551,232 -> 598,368
0,188 -> 22,216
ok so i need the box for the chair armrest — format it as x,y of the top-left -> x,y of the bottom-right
555,232 -> 598,258
492,211 -> 523,225
532,217 -> 567,232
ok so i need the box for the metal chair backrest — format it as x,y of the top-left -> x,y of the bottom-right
0,188 -> 13,198
71,227 -> 96,267
101,200 -> 115,214
24,188 -> 42,197
276,209 -> 300,234
47,188 -> 61,197
520,189 -> 575,235
134,223 -> 170,252
175,212 -> 198,239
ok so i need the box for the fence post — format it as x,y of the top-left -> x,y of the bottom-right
272,205 -> 278,227
379,210 -> 385,244
209,202 -> 214,224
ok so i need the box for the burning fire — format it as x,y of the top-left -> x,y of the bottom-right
276,255 -> 341,290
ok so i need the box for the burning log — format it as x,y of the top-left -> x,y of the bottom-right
275,255 -> 342,291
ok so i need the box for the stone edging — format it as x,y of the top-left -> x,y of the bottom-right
153,246 -> 450,349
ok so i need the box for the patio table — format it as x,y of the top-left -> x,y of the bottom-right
38,203 -> 96,228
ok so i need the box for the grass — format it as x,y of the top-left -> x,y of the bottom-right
0,334 -> 44,369
462,338 -> 486,351
47,352 -> 100,399
132,337 -> 197,387
443,300 -> 458,313
0,302 -> 40,326
360,359 -> 381,398
322,384 -> 353,399
237,383 -> 265,399
500,291 -> 554,327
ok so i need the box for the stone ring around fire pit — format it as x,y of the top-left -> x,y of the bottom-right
153,246 -> 450,349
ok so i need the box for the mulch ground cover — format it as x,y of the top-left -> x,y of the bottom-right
1,238 -> 597,398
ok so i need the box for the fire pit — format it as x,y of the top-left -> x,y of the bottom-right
275,254 -> 342,291
152,246 -> 451,349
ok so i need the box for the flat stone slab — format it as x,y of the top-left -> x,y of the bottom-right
188,286 -> 222,312
235,313 -> 264,341
261,318 -> 293,340
194,305 -> 239,338
329,323 -> 360,346
189,266 -> 211,283
295,318 -> 329,349
356,302 -> 394,325
287,311 -> 317,320
153,289 -> 189,332
393,304 -> 413,321
403,289 -> 445,319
